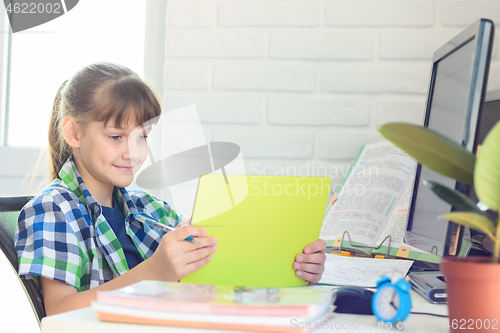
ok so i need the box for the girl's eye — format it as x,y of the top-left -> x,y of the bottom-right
110,135 -> 122,141
139,135 -> 148,141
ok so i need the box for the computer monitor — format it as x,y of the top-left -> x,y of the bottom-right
479,90 -> 500,145
404,19 -> 495,257
469,90 -> 500,252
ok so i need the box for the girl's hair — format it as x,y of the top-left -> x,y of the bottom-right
48,62 -> 161,181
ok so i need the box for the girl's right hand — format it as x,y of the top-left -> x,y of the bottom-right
148,225 -> 217,282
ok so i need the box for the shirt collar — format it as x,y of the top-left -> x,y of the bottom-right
58,156 -> 138,222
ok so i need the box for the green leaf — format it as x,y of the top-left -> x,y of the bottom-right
423,180 -> 490,217
440,212 -> 496,238
378,123 -> 476,184
474,121 -> 500,212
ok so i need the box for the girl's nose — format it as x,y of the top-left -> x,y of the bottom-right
125,137 -> 144,163
122,144 -> 131,160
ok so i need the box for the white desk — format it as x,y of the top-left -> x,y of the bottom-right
41,289 -> 449,333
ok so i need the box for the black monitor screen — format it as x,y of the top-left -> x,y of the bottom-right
405,19 -> 494,257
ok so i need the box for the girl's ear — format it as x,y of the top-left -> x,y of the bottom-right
62,116 -> 80,148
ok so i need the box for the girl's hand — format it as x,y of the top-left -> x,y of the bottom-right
293,239 -> 326,285
149,225 -> 217,281
179,217 -> 192,226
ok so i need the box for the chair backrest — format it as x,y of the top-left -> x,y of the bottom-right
0,196 -> 46,322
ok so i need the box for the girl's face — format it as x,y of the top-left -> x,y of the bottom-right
73,117 -> 150,203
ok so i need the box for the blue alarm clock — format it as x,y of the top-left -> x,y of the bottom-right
372,276 -> 412,324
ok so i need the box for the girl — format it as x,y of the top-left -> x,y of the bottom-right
15,62 -> 326,316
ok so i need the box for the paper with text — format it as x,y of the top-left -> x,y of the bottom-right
378,173 -> 414,245
318,255 -> 414,287
320,141 -> 416,247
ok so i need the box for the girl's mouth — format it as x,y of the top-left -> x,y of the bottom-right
113,165 -> 133,172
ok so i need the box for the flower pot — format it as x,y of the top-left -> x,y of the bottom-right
440,256 -> 500,331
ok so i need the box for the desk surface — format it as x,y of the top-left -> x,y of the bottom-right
41,289 -> 449,333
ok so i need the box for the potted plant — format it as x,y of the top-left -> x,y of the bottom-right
378,121 -> 500,329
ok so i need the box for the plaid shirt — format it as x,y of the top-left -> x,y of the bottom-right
15,157 -> 181,292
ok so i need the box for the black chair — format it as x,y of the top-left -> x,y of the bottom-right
0,196 -> 46,323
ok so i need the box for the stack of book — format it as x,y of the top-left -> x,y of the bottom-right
92,280 -> 335,332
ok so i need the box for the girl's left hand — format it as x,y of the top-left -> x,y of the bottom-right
293,239 -> 326,285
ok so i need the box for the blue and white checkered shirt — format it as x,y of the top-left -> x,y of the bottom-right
15,157 -> 181,291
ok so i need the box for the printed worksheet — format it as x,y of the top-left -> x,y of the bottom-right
320,141 -> 416,247
318,255 -> 414,287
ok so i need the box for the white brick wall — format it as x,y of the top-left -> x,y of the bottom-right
164,94 -> 262,124
267,96 -> 370,126
164,62 -> 210,90
321,65 -> 430,94
167,31 -> 266,58
269,32 -> 373,60
319,130 -> 384,160
375,99 -> 426,126
325,0 -> 434,27
218,1 -> 320,27
378,31 -> 460,59
167,2 -> 215,28
212,128 -> 315,159
162,0 -> 500,211
213,64 -> 317,91
441,0 -> 500,26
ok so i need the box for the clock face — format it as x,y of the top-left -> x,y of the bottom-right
374,286 -> 401,321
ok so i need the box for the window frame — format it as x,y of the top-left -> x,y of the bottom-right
0,3 -> 9,146
0,0 -> 166,195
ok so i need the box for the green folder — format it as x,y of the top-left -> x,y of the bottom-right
180,174 -> 331,288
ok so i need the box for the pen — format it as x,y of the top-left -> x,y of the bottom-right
133,213 -> 202,244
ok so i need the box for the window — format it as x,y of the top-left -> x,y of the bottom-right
3,0 -> 146,147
